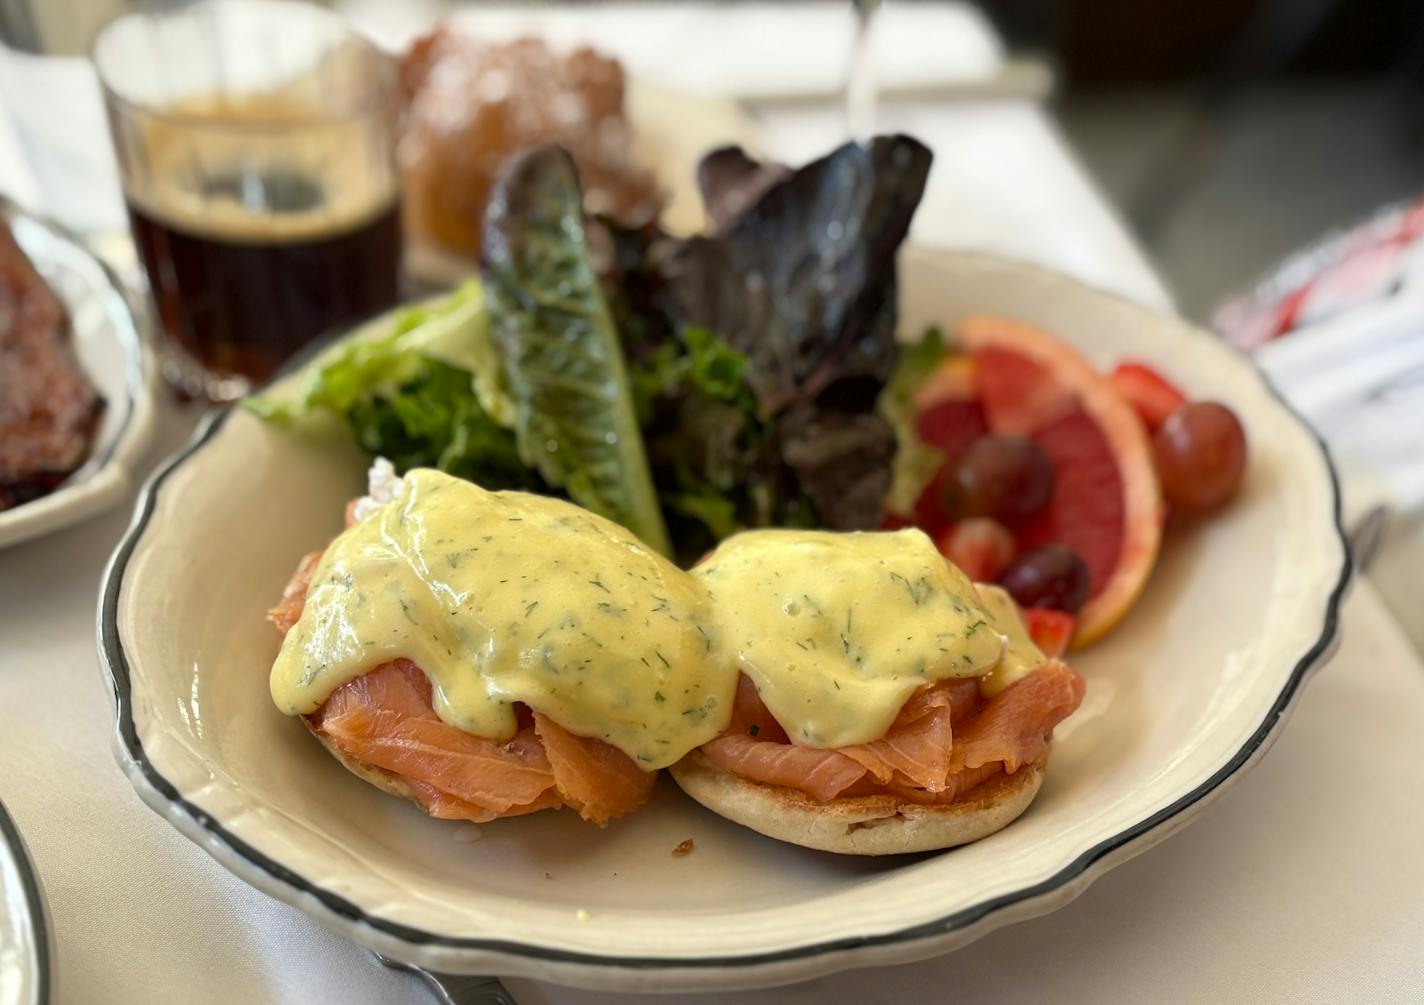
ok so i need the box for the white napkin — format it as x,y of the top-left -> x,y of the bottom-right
1254,294 -> 1424,523
0,45 -> 125,232
1250,292 -> 1424,648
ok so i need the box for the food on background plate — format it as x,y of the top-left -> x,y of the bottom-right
267,462 -> 1083,850
0,219 -> 105,511
399,28 -> 659,260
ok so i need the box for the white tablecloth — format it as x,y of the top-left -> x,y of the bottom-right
4,472 -> 1422,1004
2,5 -> 1420,1003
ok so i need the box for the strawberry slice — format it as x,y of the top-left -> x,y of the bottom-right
937,518 -> 1014,582
1109,362 -> 1187,432
1024,608 -> 1076,658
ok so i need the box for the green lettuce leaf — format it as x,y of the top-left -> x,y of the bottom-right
880,325 -> 948,514
246,282 -> 514,428
604,136 -> 934,529
630,325 -> 808,562
244,283 -> 536,491
630,325 -> 756,422
481,145 -> 672,557
343,361 -> 540,490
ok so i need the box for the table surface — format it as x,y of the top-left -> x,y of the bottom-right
2,6 -> 1421,1003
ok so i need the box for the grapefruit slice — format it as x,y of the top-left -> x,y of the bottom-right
914,316 -> 1163,647
961,316 -> 1163,645
906,397 -> 988,533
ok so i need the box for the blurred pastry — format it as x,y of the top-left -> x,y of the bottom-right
399,28 -> 660,260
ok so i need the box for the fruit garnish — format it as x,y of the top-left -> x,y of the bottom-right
940,434 -> 1053,525
909,396 -> 989,534
910,353 -> 977,409
998,543 -> 1091,615
915,397 -> 989,468
1153,401 -> 1247,513
900,317 -> 1255,647
1109,361 -> 1187,432
937,518 -> 1015,582
954,316 -> 1163,646
1023,607 -> 1077,659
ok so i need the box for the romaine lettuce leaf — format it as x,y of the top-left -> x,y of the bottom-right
481,145 -> 672,557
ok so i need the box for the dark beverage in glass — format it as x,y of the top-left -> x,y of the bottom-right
127,185 -> 401,385
94,1 -> 402,400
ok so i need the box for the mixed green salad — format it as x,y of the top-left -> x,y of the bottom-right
249,136 -> 939,563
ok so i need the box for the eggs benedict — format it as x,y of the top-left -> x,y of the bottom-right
672,534 -> 1084,853
268,462 -> 726,824
267,462 -> 1083,849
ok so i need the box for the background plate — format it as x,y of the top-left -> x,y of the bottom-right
0,797 -> 50,1005
0,200 -> 155,549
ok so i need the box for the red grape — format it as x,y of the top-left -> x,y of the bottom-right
941,435 -> 1054,524
1153,402 -> 1247,513
997,544 -> 1091,614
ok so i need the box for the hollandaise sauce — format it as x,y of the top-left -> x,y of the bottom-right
697,530 -> 1015,747
271,470 -> 724,768
271,469 -> 1042,766
971,582 -> 1049,697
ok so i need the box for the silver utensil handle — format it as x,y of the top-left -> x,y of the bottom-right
1349,504 -> 1389,574
375,954 -> 518,1005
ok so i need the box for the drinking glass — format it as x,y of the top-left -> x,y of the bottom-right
846,0 -> 882,138
93,0 -> 402,401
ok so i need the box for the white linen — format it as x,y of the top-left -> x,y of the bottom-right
3,481 -> 1421,1002
0,46 -> 124,233
0,4 -> 1419,1004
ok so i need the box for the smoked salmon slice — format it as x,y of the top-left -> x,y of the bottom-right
310,661 -> 559,816
840,677 -> 980,791
700,666 -> 1082,805
950,659 -> 1085,774
726,673 -> 789,743
407,778 -> 564,822
267,549 -> 322,634
701,733 -> 870,802
272,551 -> 654,826
534,712 -> 657,825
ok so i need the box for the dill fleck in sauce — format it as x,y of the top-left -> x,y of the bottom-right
694,529 -> 1013,748
271,471 -> 1040,764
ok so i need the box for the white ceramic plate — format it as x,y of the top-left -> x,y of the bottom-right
98,249 -> 1349,992
0,799 -> 50,1005
0,200 -> 155,549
